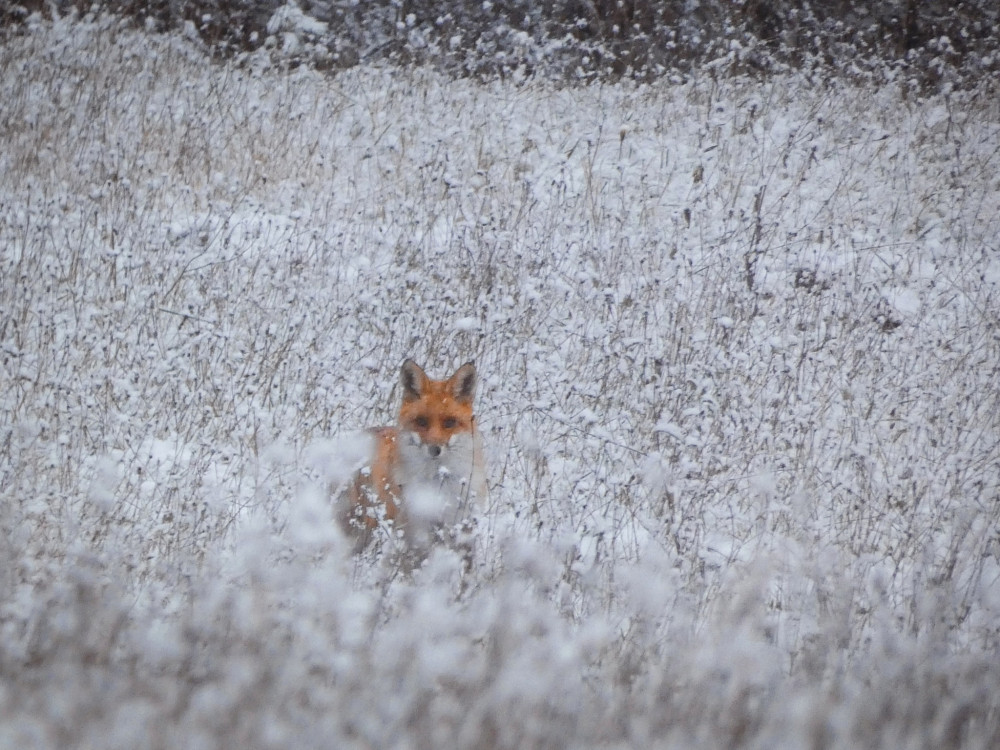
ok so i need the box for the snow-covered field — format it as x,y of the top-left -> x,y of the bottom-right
2,14 -> 999,749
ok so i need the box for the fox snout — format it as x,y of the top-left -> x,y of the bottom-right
413,435 -> 448,459
403,430 -> 448,457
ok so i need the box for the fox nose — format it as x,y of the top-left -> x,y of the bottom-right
427,445 -> 442,458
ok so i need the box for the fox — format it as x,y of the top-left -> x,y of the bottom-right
343,359 -> 487,550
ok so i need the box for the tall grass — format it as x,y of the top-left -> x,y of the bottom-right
1,14 -> 999,749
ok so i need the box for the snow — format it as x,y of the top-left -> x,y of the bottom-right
1,13 -> 999,750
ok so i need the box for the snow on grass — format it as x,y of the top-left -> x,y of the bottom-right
2,13 -> 999,749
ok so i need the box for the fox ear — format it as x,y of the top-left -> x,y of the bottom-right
400,360 -> 428,402
449,361 -> 477,404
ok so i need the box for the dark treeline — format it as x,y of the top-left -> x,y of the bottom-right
3,0 -> 997,88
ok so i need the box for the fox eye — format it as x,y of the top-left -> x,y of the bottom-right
414,416 -> 430,429
442,417 -> 458,429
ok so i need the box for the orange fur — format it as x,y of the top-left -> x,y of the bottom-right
344,360 -> 486,546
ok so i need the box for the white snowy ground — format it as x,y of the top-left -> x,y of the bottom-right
2,13 -> 999,750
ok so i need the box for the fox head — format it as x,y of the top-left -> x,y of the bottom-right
398,360 -> 477,456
